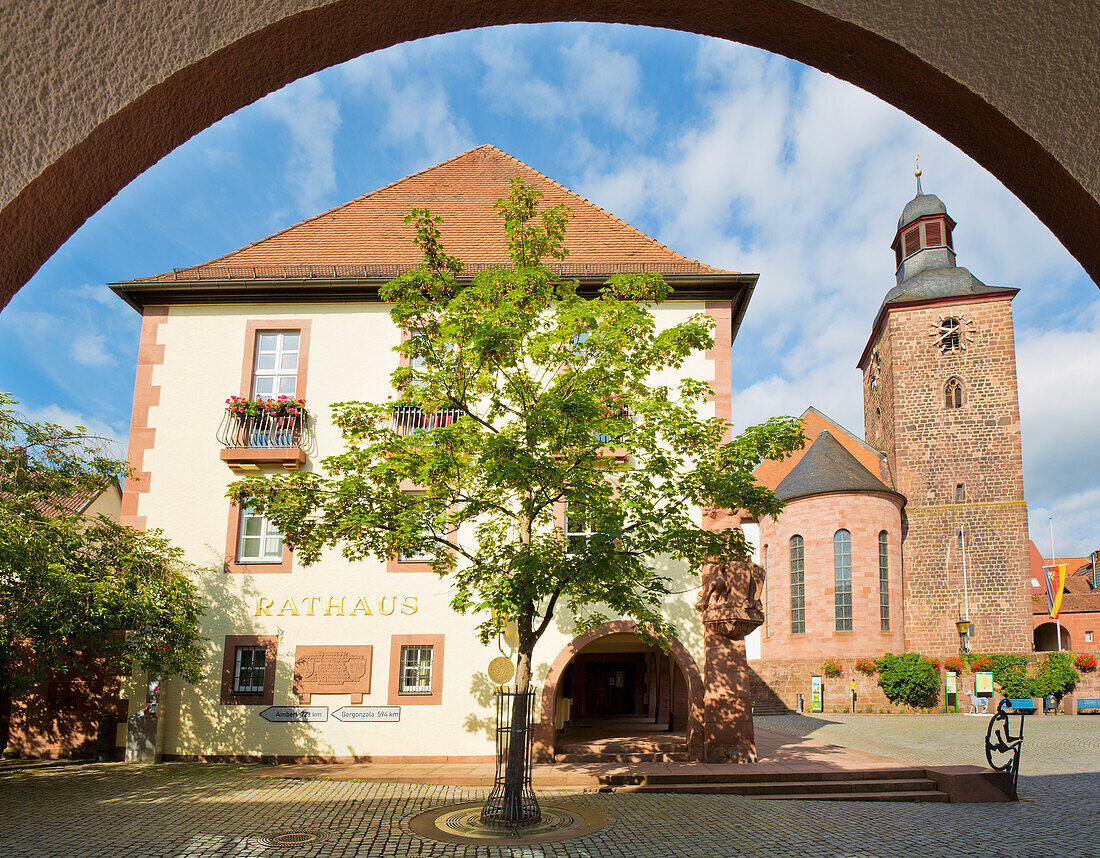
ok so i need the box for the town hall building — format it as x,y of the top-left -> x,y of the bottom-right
106,148 -> 1038,761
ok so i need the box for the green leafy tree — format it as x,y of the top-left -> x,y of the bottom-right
875,653 -> 940,707
228,180 -> 803,818
0,394 -> 205,749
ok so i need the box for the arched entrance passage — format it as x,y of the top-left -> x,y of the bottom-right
2,2 -> 1099,310
1033,621 -> 1071,652
534,620 -> 704,762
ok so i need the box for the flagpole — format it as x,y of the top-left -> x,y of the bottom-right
960,524 -> 969,623
1050,516 -> 1061,652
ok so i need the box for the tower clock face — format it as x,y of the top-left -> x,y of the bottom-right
930,315 -> 974,352
868,350 -> 882,390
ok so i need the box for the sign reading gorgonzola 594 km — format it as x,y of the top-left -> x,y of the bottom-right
332,706 -> 401,723
259,706 -> 329,723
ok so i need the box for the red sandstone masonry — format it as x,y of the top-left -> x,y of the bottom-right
863,294 -> 1029,653
760,492 -> 904,660
120,306 -> 168,530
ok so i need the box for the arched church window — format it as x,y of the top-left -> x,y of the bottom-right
945,377 -> 963,409
834,530 -> 852,632
878,531 -> 890,633
789,536 -> 805,635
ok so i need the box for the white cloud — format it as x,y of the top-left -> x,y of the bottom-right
473,26 -> 654,135
259,76 -> 341,216
342,42 -> 474,166
70,331 -> 112,367
570,39 -> 1098,549
17,403 -> 127,460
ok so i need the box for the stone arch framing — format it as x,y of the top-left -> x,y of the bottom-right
1033,621 -> 1071,652
2,1 -> 1100,309
534,619 -> 705,762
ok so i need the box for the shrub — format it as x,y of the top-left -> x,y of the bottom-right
875,653 -> 940,707
1074,653 -> 1097,672
821,658 -> 843,677
996,664 -> 1034,698
944,656 -> 964,674
1034,652 -> 1078,696
991,654 -> 1029,685
854,658 -> 876,675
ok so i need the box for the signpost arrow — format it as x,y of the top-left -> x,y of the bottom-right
259,706 -> 328,723
332,706 -> 401,723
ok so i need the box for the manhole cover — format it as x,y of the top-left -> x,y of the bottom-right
257,829 -> 335,847
408,802 -> 607,845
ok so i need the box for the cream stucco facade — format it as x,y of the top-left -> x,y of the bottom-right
127,300 -> 718,761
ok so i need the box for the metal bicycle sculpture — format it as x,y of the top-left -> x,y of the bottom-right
985,699 -> 1026,797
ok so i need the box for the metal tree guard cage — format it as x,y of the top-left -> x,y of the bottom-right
480,686 -> 541,828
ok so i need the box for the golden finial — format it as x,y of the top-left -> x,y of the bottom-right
914,154 -> 923,194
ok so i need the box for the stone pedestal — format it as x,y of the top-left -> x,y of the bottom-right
701,629 -> 756,762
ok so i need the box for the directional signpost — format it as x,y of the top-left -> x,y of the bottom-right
332,706 -> 401,723
260,706 -> 329,723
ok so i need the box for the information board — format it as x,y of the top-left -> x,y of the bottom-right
811,675 -> 823,712
946,672 -> 957,694
975,671 -> 994,695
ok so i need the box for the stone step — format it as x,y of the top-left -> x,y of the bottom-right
615,778 -> 940,796
753,790 -> 949,803
555,752 -> 690,763
557,740 -> 686,755
750,703 -> 790,715
598,767 -> 928,786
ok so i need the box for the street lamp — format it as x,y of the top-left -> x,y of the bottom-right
956,618 -> 972,653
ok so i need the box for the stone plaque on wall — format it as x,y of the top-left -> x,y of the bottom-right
293,645 -> 373,704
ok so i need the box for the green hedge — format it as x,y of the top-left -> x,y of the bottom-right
875,653 -> 940,707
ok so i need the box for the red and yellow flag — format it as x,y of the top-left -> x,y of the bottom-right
1043,564 -> 1067,618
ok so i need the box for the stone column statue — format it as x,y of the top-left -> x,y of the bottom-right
696,558 -> 766,762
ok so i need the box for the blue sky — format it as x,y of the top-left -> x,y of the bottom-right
0,23 -> 1096,554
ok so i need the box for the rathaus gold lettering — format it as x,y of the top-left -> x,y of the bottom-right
255,595 -> 418,617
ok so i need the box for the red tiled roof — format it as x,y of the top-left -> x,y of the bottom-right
128,145 -> 733,282
753,407 -> 892,493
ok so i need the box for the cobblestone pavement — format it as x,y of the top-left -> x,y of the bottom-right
2,751 -> 1098,858
754,712 -> 1100,777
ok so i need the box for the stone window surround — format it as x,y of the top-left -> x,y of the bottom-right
220,634 -> 278,705
388,634 -> 444,706
225,502 -> 293,574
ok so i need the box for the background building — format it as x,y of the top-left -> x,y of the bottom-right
747,178 -> 1037,710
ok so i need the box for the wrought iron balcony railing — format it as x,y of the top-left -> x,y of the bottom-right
595,406 -> 633,445
217,408 -> 307,449
391,405 -> 464,436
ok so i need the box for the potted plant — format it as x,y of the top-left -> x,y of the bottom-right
854,658 -> 876,675
1074,653 -> 1097,672
821,658 -> 843,678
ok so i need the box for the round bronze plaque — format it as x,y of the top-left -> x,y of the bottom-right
408,802 -> 607,846
487,656 -> 515,684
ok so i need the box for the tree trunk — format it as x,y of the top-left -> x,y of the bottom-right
499,609 -> 535,824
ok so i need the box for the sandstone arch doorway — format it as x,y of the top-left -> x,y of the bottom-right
3,2 -> 1099,311
535,620 -> 704,762
1033,621 -> 1071,652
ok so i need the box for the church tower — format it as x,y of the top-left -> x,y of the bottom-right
858,168 -> 1031,654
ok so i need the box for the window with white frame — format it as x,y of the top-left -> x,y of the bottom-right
564,502 -> 595,555
1086,631 -> 1093,643
397,493 -> 436,563
233,646 -> 267,694
399,645 -> 433,694
251,331 -> 300,399
238,508 -> 284,562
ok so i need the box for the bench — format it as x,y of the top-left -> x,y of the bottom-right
1004,698 -> 1037,713
1076,697 -> 1100,713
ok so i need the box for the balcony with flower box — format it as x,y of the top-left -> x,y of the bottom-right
218,396 -> 309,471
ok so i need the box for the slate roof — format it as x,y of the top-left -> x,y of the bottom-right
897,192 -> 948,231
774,429 -> 902,502
881,266 -> 1017,308
753,407 -> 893,492
121,145 -> 733,282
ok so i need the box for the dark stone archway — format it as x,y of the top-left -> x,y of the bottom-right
534,620 -> 705,762
1,1 -> 1098,310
